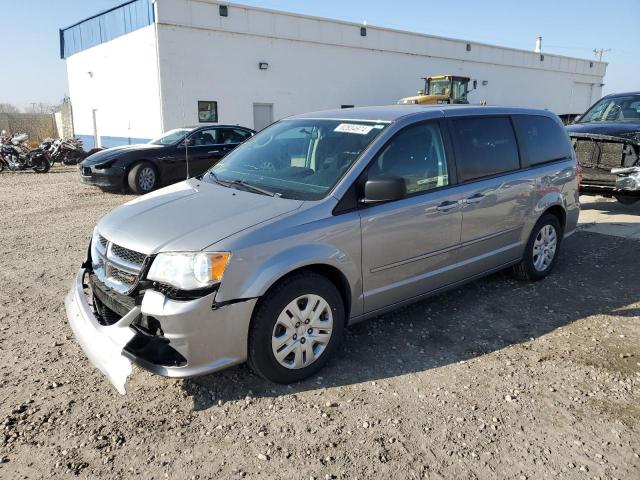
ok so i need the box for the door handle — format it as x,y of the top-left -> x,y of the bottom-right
464,193 -> 485,204
208,150 -> 221,154
435,200 -> 459,212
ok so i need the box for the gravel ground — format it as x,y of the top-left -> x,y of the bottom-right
0,167 -> 638,479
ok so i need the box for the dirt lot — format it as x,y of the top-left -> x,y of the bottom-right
0,167 -> 638,479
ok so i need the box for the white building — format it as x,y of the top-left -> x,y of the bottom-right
62,0 -> 607,149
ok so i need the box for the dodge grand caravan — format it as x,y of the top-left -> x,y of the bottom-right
65,106 -> 580,392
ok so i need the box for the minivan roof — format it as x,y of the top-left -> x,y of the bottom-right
288,105 -> 559,123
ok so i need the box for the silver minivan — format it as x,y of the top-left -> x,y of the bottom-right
66,106 -> 580,392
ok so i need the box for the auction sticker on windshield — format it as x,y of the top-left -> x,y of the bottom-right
334,123 -> 376,135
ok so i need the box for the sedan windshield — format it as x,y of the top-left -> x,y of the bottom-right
579,95 -> 640,123
205,119 -> 388,200
149,128 -> 192,145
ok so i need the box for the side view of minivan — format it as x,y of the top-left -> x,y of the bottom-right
65,105 -> 580,392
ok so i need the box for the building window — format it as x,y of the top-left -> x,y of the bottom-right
466,43 -> 471,52
540,54 -> 544,62
219,5 -> 228,17
341,105 -> 354,109
198,101 -> 218,123
360,27 -> 367,36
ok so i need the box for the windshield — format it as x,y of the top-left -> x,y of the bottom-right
149,128 -> 192,145
205,119 -> 388,200
428,78 -> 451,96
579,95 -> 640,123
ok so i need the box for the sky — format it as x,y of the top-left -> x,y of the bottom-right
1,0 -> 638,110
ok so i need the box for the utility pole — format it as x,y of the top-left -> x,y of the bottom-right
593,48 -> 611,62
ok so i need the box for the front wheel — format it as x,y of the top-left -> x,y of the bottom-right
128,162 -> 158,194
512,213 -> 562,281
248,272 -> 345,383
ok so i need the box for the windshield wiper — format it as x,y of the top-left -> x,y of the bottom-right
209,171 -> 231,188
229,179 -> 279,197
209,172 -> 278,197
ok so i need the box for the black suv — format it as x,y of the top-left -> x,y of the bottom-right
80,125 -> 255,193
566,92 -> 640,204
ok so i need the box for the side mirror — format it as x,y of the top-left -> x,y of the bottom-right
573,114 -> 582,124
472,80 -> 478,90
417,90 -> 424,96
361,176 -> 406,204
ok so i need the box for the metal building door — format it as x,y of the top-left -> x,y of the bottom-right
253,103 -> 273,132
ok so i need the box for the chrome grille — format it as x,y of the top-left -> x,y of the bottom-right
92,233 -> 147,294
110,267 -> 139,286
111,244 -> 146,267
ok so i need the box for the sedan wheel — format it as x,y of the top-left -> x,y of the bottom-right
138,167 -> 156,191
128,162 -> 158,194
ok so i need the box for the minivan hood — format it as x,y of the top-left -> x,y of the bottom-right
97,179 -> 303,254
82,144 -> 163,166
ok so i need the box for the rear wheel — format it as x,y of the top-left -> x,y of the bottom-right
248,272 -> 345,383
32,156 -> 50,173
128,162 -> 158,194
512,213 -> 562,281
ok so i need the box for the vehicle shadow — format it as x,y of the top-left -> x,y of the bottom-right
580,196 -> 640,215
182,231 -> 640,410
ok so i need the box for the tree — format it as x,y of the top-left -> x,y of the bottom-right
0,103 -> 20,113
25,102 -> 58,114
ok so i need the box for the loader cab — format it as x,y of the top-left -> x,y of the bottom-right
399,75 -> 474,105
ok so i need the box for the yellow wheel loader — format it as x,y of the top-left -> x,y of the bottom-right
398,75 -> 477,105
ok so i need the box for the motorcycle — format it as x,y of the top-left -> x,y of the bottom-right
40,137 -> 88,166
0,133 -> 51,173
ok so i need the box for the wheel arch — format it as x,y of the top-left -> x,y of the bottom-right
252,263 -> 353,322
530,191 -> 568,235
543,204 -> 566,231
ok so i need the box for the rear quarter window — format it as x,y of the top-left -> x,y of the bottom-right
512,115 -> 572,166
451,117 -> 520,182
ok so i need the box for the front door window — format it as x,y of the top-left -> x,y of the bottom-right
187,128 -> 219,146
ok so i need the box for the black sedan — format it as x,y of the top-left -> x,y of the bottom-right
79,125 -> 255,193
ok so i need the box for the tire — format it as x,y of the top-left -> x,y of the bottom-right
614,194 -> 640,205
128,162 -> 158,194
248,272 -> 345,383
511,213 -> 562,281
32,156 -> 50,173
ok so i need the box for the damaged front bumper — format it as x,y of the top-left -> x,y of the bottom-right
571,132 -> 640,196
65,268 -> 258,393
611,166 -> 640,193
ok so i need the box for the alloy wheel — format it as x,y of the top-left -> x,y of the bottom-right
138,167 -> 156,191
532,224 -> 557,272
